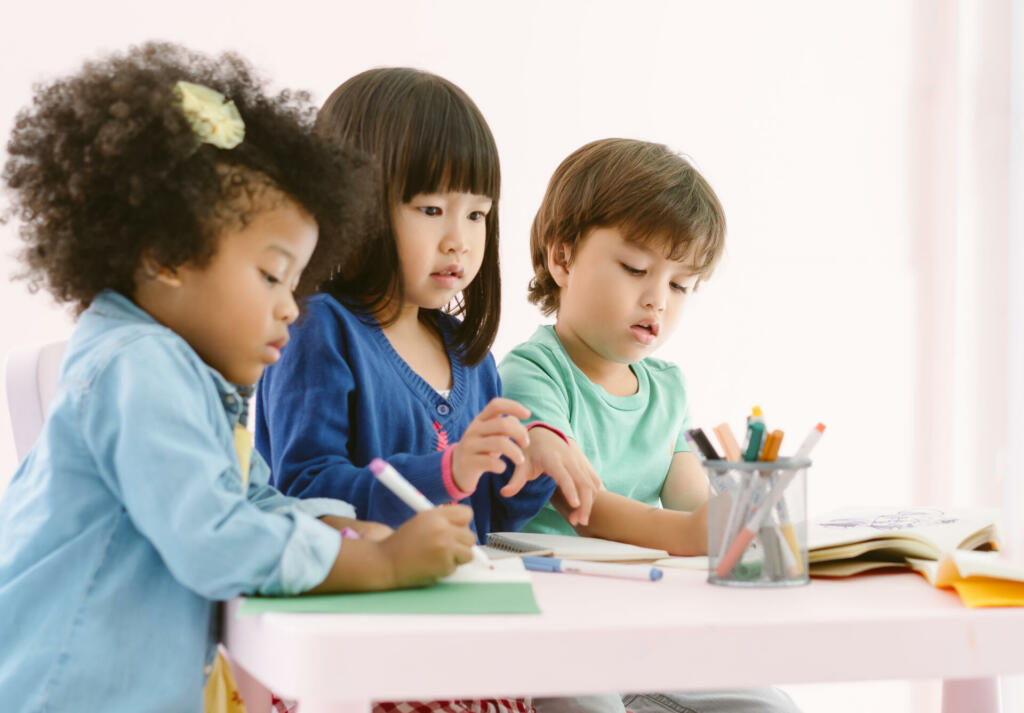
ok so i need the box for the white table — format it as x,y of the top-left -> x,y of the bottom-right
223,568 -> 1024,713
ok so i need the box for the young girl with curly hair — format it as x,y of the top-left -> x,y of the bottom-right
256,68 -> 601,539
0,44 -> 478,713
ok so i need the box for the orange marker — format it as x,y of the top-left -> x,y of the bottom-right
760,430 -> 784,462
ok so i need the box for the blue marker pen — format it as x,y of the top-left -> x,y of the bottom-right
522,556 -> 663,582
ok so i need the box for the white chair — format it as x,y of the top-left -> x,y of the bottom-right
5,340 -> 67,463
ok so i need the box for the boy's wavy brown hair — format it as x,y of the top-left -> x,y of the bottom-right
3,41 -> 375,312
528,138 -> 726,316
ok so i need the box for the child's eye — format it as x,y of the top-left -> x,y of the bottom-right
620,263 -> 645,276
260,270 -> 281,286
468,210 -> 487,222
670,282 -> 689,294
419,206 -> 442,217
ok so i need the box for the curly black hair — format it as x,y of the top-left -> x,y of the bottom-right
3,41 -> 376,311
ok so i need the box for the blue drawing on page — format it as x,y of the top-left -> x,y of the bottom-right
819,508 -> 958,530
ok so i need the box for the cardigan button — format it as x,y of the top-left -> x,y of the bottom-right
436,403 -> 450,416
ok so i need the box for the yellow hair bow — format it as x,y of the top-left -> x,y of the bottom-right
174,80 -> 245,150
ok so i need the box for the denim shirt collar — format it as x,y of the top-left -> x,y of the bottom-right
90,289 -> 251,426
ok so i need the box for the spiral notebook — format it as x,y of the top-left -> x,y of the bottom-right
485,532 -> 668,561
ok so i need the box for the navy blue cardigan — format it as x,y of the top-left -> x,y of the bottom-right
255,294 -> 554,541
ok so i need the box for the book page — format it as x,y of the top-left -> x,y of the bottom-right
807,506 -> 999,561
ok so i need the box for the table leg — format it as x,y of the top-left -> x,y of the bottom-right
297,698 -> 372,713
941,678 -> 999,713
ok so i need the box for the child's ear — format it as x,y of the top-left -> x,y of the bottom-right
138,254 -> 183,288
547,243 -> 572,288
155,268 -> 183,288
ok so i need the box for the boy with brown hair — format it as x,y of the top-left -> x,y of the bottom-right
500,137 -> 720,553
499,138 -> 799,713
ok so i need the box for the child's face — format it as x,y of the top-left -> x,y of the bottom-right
144,199 -> 318,385
552,225 -> 699,366
389,191 -> 492,313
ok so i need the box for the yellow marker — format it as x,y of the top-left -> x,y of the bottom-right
758,429 -> 802,573
234,424 -> 253,491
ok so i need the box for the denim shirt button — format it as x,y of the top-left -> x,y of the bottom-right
436,403 -> 450,416
224,394 -> 237,407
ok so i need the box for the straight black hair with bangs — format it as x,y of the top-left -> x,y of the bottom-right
315,67 -> 501,366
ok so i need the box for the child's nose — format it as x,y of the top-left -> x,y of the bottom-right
441,222 -> 469,254
278,292 -> 300,323
642,283 -> 667,312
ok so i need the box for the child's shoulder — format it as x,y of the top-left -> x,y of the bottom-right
500,325 -> 565,368
635,355 -> 687,390
303,292 -> 361,323
69,304 -> 209,401
293,292 -> 377,343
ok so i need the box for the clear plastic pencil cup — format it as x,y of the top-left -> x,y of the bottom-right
705,458 -> 811,587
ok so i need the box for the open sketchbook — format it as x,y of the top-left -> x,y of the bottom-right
484,532 -> 669,561
807,506 -> 1000,578
238,558 -> 539,615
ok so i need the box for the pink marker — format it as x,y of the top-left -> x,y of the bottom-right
714,423 -> 825,579
369,457 -> 493,570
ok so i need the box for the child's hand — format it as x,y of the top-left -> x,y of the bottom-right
501,427 -> 603,526
450,398 -> 531,493
319,515 -> 394,542
378,505 -> 477,588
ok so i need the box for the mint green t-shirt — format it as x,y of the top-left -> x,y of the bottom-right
498,325 -> 691,536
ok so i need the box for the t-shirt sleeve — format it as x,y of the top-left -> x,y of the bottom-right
498,345 -> 575,440
79,338 -> 341,599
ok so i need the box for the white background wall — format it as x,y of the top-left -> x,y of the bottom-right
0,1 -> 1019,711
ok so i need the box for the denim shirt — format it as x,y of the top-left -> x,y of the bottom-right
0,290 -> 352,712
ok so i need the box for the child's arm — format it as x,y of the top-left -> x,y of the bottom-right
497,348 -> 603,526
550,489 -> 708,556
246,450 -> 392,541
318,515 -> 393,542
256,301 -> 483,525
83,339 -> 474,598
659,451 -> 710,512
307,506 -> 476,593
499,425 -> 602,526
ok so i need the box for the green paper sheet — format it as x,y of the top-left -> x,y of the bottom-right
238,581 -> 540,616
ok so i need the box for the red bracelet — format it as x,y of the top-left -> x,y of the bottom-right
525,421 -> 569,444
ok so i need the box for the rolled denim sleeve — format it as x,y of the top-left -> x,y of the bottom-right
79,338 -> 341,599
248,451 -> 358,520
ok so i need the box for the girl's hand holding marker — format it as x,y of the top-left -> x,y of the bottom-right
370,458 -> 493,570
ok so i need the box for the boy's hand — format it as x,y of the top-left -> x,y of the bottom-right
501,427 -> 603,526
319,515 -> 394,542
377,505 -> 476,588
450,398 -> 531,493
